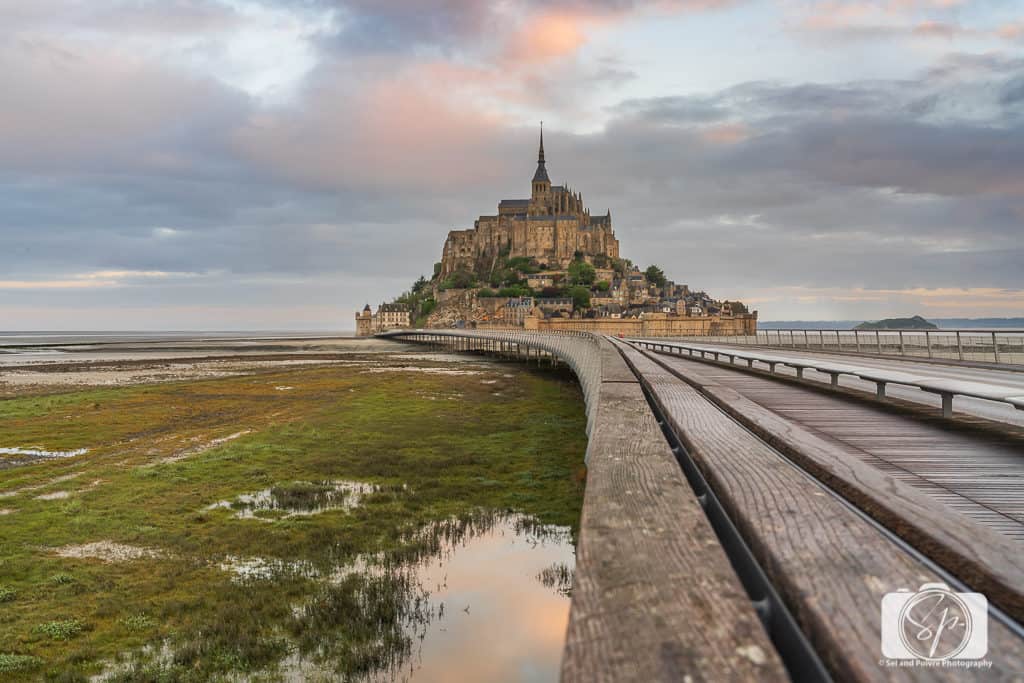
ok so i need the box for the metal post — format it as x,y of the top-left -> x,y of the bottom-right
956,331 -> 963,361
899,331 -> 905,356
804,330 -> 809,348
993,331 -> 1000,364
855,330 -> 861,353
925,330 -> 933,359
836,329 -> 841,352
876,330 -> 882,354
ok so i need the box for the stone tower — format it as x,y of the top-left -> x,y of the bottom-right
531,125 -> 551,201
355,304 -> 373,337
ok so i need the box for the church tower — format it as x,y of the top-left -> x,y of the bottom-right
531,125 -> 551,200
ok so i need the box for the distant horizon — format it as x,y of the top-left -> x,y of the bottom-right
3,315 -> 1024,337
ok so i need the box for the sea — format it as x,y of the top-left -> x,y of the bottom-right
0,331 -> 350,348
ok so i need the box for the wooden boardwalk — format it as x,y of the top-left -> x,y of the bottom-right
653,352 -> 1024,540
381,330 -> 1024,681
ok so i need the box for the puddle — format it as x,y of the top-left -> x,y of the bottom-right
287,513 -> 575,682
0,447 -> 88,459
392,515 -> 573,682
219,556 -> 317,582
93,512 -> 575,682
207,480 -> 376,519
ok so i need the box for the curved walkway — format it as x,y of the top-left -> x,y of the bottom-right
379,329 -> 786,681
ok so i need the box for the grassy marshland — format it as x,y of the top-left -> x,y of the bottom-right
0,356 -> 587,681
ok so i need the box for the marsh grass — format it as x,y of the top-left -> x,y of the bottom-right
0,654 -> 43,674
0,356 -> 586,680
538,562 -> 575,598
33,619 -> 86,641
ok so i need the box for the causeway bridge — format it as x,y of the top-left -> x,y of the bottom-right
379,329 -> 1024,681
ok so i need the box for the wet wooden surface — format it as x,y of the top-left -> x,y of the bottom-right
618,343 -> 1024,681
650,349 -> 1024,624
654,352 -> 1024,537
562,340 -> 786,682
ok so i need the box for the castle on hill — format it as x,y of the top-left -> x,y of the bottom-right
356,127 -> 757,337
439,128 -> 619,279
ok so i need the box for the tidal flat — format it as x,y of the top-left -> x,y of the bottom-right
0,337 -> 587,681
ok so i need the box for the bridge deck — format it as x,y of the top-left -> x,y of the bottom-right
655,352 -> 1024,541
661,341 -> 1024,426
616,340 -> 1024,679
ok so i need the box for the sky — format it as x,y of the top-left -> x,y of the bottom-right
1,0 -> 1022,330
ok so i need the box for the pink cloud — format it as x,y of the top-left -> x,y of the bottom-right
701,122 -> 751,144
997,22 -> 1024,41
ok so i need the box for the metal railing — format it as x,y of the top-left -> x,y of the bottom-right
669,329 -> 1024,366
631,339 -> 1024,418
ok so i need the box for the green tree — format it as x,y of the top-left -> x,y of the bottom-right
498,285 -> 533,298
568,286 -> 591,310
726,300 -> 749,315
440,269 -> 476,290
568,261 -> 596,286
412,276 -> 429,294
478,288 -> 497,298
506,256 -> 536,273
644,265 -> 667,288
595,280 -> 611,292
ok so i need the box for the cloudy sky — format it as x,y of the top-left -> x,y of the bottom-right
1,0 -> 1022,329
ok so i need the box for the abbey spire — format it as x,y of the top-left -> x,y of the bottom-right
531,123 -> 551,197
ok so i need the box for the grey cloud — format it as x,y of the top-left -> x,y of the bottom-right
1,0 -> 1021,326
1001,76 -> 1024,105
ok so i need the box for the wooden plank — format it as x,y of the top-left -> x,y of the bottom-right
562,380 -> 786,682
618,345 -> 1024,680
597,337 -> 640,383
687,371 -> 1024,621
655,353 -> 1024,603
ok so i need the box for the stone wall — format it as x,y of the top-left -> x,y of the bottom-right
522,313 -> 757,337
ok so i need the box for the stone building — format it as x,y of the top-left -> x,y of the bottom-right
439,128 -> 619,279
355,304 -> 374,336
355,302 -> 412,336
378,303 -> 411,330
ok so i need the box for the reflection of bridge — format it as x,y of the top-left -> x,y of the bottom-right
380,329 -> 1024,681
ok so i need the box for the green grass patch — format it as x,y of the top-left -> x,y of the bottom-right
0,654 -> 43,673
0,357 -> 587,680
33,619 -> 86,641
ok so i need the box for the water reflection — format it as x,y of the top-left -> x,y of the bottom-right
207,480 -> 376,519
287,513 -> 575,682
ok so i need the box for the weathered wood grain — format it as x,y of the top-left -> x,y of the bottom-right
597,337 -> 641,384
652,352 -> 1024,624
561,380 -> 787,682
618,343 -> 1024,681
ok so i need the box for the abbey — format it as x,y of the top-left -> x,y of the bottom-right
439,129 -> 619,278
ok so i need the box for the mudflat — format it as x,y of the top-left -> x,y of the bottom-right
0,336 -> 586,681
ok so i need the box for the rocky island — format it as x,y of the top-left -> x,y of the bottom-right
358,129 -> 757,338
